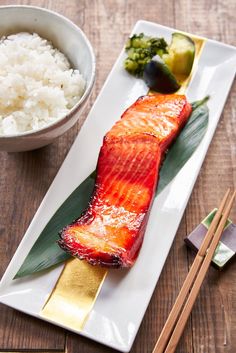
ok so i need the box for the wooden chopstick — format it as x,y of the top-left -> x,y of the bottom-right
152,189 -> 235,353
164,190 -> 235,353
152,189 -> 230,353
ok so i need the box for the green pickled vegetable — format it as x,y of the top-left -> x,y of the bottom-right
124,33 -> 168,76
143,55 -> 180,93
163,33 -> 195,76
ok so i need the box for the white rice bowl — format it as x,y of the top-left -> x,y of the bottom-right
0,32 -> 86,135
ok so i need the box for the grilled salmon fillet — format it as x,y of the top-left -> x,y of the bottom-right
58,94 -> 192,267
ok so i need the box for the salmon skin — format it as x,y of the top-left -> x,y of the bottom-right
58,94 -> 192,268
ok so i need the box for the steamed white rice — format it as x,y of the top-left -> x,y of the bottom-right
0,32 -> 86,135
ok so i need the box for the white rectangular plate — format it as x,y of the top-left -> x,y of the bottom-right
0,20 -> 236,352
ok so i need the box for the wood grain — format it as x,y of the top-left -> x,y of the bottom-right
185,82 -> 236,353
0,0 -> 235,352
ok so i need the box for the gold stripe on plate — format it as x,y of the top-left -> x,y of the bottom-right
40,33 -> 206,332
40,258 -> 107,331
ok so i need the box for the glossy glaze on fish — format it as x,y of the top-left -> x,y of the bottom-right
58,94 -> 192,267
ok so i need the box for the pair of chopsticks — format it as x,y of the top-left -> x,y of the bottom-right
152,188 -> 236,353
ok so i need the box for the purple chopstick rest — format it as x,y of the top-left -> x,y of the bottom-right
185,209 -> 236,269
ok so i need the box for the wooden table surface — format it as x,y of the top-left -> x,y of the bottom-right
0,1 -> 235,353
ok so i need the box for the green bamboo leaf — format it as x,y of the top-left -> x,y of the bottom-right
157,99 -> 209,194
15,98 -> 209,278
15,173 -> 96,278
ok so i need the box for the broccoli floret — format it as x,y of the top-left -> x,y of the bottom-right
124,33 -> 168,76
